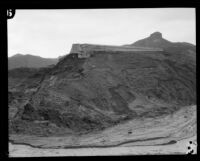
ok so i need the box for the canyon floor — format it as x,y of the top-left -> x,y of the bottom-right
9,135 -> 197,156
9,105 -> 196,156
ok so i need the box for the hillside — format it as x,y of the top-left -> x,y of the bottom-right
130,32 -> 195,49
128,32 -> 196,59
8,54 -> 59,69
9,32 -> 196,148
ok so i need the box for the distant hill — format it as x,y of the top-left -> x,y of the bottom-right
8,54 -> 59,69
126,32 -> 196,56
129,32 -> 195,48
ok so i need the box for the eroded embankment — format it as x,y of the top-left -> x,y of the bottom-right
9,50 -> 196,137
9,105 -> 196,149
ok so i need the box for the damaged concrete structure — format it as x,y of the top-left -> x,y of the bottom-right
70,43 -> 164,58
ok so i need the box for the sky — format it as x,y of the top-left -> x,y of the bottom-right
8,8 -> 196,58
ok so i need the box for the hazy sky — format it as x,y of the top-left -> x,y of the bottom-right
8,8 -> 196,58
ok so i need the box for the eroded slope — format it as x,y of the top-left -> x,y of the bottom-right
9,49 -> 196,136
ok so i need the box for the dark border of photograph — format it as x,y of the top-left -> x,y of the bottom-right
0,0 -> 199,160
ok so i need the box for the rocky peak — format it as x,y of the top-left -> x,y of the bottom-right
149,32 -> 162,40
12,53 -> 23,57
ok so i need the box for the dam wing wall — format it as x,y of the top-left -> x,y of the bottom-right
70,44 -> 163,58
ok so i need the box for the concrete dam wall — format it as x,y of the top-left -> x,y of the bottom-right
70,44 -> 164,58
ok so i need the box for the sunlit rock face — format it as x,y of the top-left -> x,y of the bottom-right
9,32 -> 196,136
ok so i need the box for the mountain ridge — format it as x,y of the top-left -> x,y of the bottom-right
8,54 -> 59,69
129,32 -> 196,51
